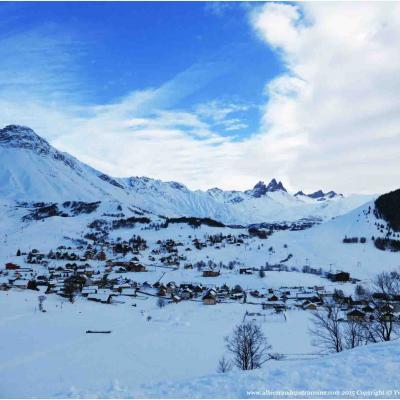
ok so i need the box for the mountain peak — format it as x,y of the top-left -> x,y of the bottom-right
246,179 -> 287,198
251,181 -> 267,198
308,190 -> 325,199
325,190 -> 342,198
0,125 -> 51,152
266,178 -> 287,193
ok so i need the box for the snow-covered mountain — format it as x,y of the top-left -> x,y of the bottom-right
0,125 -> 130,203
295,189 -> 342,200
0,124 -> 374,224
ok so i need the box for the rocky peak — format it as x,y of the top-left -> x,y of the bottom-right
246,179 -> 287,198
308,190 -> 325,199
325,191 -> 342,199
0,124 -> 79,171
0,125 -> 51,153
250,181 -> 268,198
266,179 -> 287,193
306,190 -> 342,200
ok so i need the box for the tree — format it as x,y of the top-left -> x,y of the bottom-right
157,297 -> 166,308
16,249 -> 21,256
343,320 -> 366,349
364,306 -> 398,342
333,289 -> 345,303
63,280 -> 77,303
225,322 -> 272,370
354,284 -> 367,300
309,303 -> 343,353
217,356 -> 232,373
63,275 -> 84,303
366,270 -> 400,342
374,270 -> 400,297
27,280 -> 38,291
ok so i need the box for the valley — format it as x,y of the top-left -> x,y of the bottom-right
1,125 -> 400,398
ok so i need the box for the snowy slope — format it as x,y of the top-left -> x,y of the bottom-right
0,289 -> 311,398
260,200 -> 400,279
0,193 -> 397,284
0,125 -> 374,224
137,340 -> 400,399
0,125 -> 132,203
1,289 -> 399,398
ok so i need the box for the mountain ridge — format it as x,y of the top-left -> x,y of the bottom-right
0,124 -> 374,224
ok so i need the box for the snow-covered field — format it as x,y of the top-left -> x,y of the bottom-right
0,289 -> 314,398
1,289 -> 399,398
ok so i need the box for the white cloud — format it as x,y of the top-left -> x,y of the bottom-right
195,100 -> 250,132
250,2 -> 400,194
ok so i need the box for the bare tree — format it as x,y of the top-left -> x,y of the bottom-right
343,320 -> 366,349
367,270 -> 400,342
364,306 -> 398,342
225,322 -> 272,370
217,356 -> 232,373
374,270 -> 400,297
309,303 -> 343,353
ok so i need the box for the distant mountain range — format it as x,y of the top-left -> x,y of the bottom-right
0,125 -> 374,224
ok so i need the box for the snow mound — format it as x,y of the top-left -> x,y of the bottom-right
60,341 -> 400,398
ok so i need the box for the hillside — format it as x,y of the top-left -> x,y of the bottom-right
375,189 -> 400,232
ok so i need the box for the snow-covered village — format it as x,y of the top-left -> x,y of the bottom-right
1,2 -> 400,399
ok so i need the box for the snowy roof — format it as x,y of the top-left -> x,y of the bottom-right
263,300 -> 285,306
84,285 -> 98,290
296,292 -> 318,299
88,293 -> 112,302
114,283 -> 130,289
82,288 -> 97,295
121,288 -> 136,295
13,279 -> 29,285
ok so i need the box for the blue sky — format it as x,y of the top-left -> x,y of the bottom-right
0,2 -> 399,194
0,2 -> 281,139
